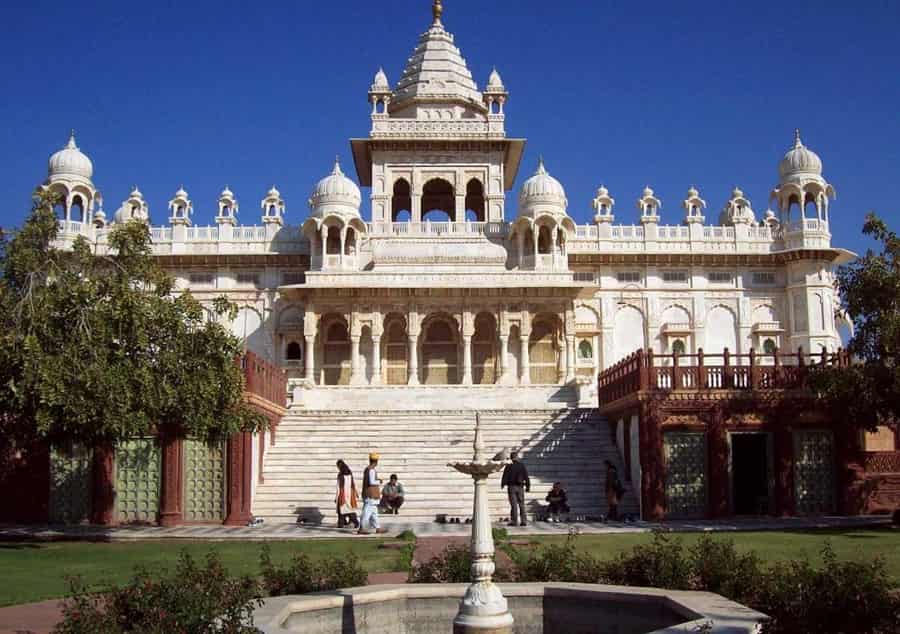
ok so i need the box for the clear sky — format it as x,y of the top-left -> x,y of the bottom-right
1,0 -> 897,256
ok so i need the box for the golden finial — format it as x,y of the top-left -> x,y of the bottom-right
432,0 -> 443,25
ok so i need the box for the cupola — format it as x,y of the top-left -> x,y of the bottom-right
592,185 -> 615,223
637,186 -> 661,222
308,158 -> 362,218
720,186 -> 755,226
771,130 -> 836,228
114,186 -> 149,224
682,186 -> 706,224
518,158 -> 568,218
261,186 -> 285,224
48,131 -> 93,184
168,186 -> 192,225
483,68 -> 508,115
778,129 -> 823,183
216,186 -> 239,225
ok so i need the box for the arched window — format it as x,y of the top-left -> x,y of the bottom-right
763,338 -> 777,355
391,179 -> 412,222
578,340 -> 593,360
464,179 -> 485,222
285,341 -> 303,362
422,317 -> 459,384
804,193 -> 818,219
268,204 -> 277,217
672,339 -> 686,355
322,319 -> 351,385
376,99 -> 386,114
71,196 -> 85,222
537,226 -> 552,254
787,195 -> 800,222
422,178 -> 454,221
325,226 -> 341,255
176,205 -> 186,218
345,228 -> 356,255
54,201 -> 66,220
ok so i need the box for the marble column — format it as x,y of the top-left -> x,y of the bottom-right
462,335 -> 473,385
498,334 -> 509,384
408,334 -> 420,385
519,335 -> 530,385
304,335 -> 315,383
371,335 -> 382,385
565,335 -> 576,383
350,335 -> 362,385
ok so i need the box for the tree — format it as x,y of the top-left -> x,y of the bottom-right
808,213 -> 900,431
0,191 -> 266,449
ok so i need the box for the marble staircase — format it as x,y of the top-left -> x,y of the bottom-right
252,403 -> 640,525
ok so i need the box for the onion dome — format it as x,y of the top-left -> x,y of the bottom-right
221,185 -> 234,198
518,158 -> 567,210
308,158 -> 362,216
48,131 -> 93,182
371,67 -> 390,91
267,185 -> 281,199
779,129 -> 823,181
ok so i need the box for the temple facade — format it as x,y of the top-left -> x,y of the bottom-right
30,1 -> 890,526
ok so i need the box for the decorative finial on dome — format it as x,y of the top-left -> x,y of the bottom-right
333,156 -> 343,175
794,128 -> 803,148
432,0 -> 443,25
67,129 -> 77,149
536,155 -> 546,174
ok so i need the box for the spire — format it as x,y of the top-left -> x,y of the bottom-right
794,128 -> 803,148
333,155 -> 343,175
67,129 -> 77,149
536,156 -> 546,174
432,0 -> 443,26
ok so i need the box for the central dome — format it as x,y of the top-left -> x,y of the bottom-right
309,159 -> 362,214
518,158 -> 567,208
48,132 -> 93,181
779,129 -> 822,180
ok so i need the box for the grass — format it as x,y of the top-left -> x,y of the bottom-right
520,527 -> 900,583
0,539 -> 403,608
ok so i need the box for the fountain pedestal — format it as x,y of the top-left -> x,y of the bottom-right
449,415 -> 514,634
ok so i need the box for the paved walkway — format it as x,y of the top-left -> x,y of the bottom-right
0,514 -> 889,542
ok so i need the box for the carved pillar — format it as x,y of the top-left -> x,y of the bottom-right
159,429 -> 184,527
519,334 -> 531,385
224,432 -> 253,526
706,408 -> 729,519
91,442 -> 116,525
516,231 -> 524,269
408,334 -> 420,385
565,335 -> 576,383
462,335 -> 473,385
640,404 -> 665,520
773,416 -> 795,516
350,335 -> 362,385
455,194 -> 466,223
304,335 -> 315,381
371,335 -> 382,385
498,334 -> 509,383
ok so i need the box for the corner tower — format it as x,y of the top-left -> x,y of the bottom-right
351,1 -> 526,225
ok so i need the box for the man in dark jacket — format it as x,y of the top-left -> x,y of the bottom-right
501,451 -> 530,526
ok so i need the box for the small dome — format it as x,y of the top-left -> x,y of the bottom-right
731,186 -> 744,199
94,209 -> 106,221
597,185 -> 609,197
642,186 -> 655,198
518,158 -> 567,208
779,129 -> 822,180
266,185 -> 281,198
309,158 -> 362,213
687,186 -> 699,198
174,186 -> 188,199
48,132 -> 93,181
487,68 -> 504,89
372,67 -> 389,90
130,185 -> 143,198
221,186 -> 234,198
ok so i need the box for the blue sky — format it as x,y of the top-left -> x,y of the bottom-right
0,0 -> 897,256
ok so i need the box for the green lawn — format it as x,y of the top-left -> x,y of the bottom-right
520,527 -> 900,583
0,539 -> 403,608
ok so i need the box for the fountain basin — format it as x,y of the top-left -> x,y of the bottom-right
252,583 -> 765,633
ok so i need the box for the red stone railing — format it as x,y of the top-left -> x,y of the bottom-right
241,350 -> 288,408
864,451 -> 900,474
598,347 -> 852,406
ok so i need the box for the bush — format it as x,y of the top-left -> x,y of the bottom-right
54,551 -> 263,634
512,538 -> 602,584
687,535 -> 763,605
600,531 -> 691,590
396,530 -> 417,542
408,544 -> 472,583
258,546 -> 367,596
757,544 -> 900,634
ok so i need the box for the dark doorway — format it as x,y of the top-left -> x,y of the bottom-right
731,433 -> 770,515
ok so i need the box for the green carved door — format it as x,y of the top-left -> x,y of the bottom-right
664,432 -> 707,518
49,444 -> 92,524
115,439 -> 161,523
184,439 -> 226,522
794,430 -> 835,514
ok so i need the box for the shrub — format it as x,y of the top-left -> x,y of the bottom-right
687,535 -> 763,605
54,551 -> 263,634
259,545 -> 367,596
756,544 -> 900,634
600,531 -> 691,590
512,538 -> 602,584
396,530 -> 417,542
491,526 -> 508,543
408,544 -> 472,583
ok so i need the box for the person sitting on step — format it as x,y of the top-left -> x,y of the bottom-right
379,474 -> 406,515
545,482 -> 569,523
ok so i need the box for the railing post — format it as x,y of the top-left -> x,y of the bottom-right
646,349 -> 655,389
723,347 -> 731,389
672,349 -> 680,389
773,346 -> 781,389
749,347 -> 757,389
698,347 -> 706,388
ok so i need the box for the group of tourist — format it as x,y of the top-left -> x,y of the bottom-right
337,451 -> 626,531
335,454 -> 404,534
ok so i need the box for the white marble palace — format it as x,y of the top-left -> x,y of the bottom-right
36,1 -> 854,522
